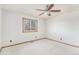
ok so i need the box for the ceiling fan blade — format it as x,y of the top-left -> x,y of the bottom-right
48,4 -> 54,10
50,10 -> 61,12
36,9 -> 46,11
39,12 -> 45,16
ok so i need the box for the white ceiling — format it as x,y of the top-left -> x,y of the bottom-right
0,4 -> 79,20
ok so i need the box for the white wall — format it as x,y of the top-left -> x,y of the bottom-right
2,9 -> 46,46
2,7 -> 79,47
46,11 -> 79,46
0,8 -> 2,49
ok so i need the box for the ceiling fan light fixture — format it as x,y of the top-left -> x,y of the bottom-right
47,13 -> 51,16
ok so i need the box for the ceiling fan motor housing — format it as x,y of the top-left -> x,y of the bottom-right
48,13 -> 51,16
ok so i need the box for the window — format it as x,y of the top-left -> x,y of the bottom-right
22,17 -> 38,32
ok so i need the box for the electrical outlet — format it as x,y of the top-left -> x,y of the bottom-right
35,36 -> 37,38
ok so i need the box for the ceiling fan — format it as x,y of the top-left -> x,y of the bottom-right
36,4 -> 61,16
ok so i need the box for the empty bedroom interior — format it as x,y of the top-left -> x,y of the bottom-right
0,4 -> 79,55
